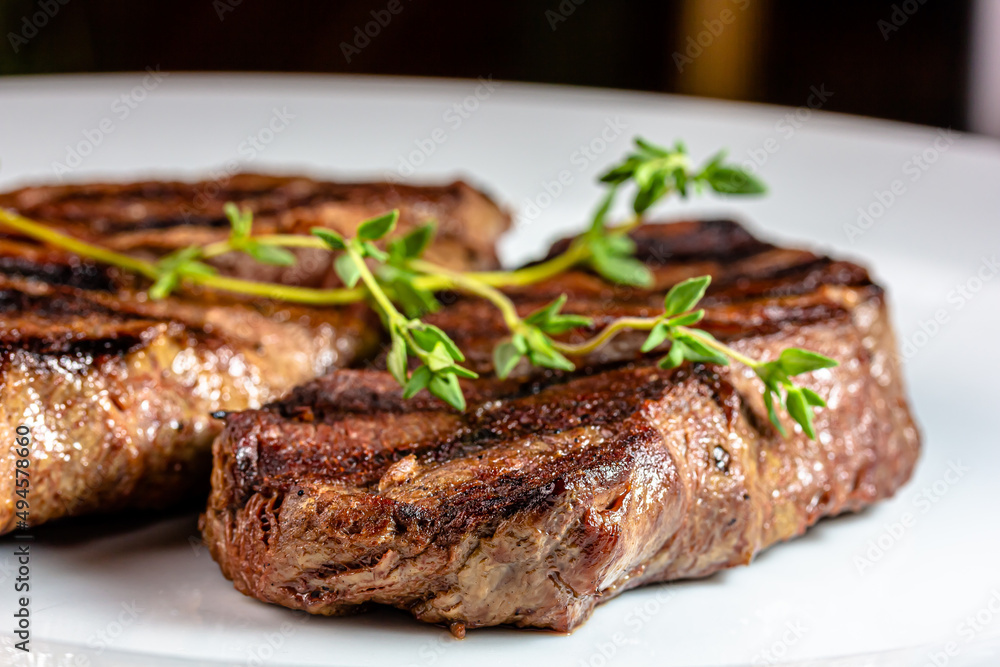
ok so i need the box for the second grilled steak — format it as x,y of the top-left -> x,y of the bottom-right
0,175 -> 510,532
201,220 -> 920,632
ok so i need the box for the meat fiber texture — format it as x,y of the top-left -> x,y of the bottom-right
202,220 -> 920,632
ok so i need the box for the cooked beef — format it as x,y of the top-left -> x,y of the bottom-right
0,173 -> 510,281
0,175 -> 510,532
425,220 -> 881,376
201,220 -> 920,632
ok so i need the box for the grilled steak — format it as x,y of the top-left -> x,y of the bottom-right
0,175 -> 510,533
201,220 -> 920,633
0,173 -> 510,279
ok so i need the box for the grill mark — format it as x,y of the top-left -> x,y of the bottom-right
703,258 -> 873,297
0,255 -> 114,291
0,287 -> 124,319
1,178 -> 470,234
633,219 -> 774,263
93,215 -> 233,231
430,293 -> 858,373
0,278 -> 191,357
0,335 -> 149,359
226,369 -> 683,555
543,219 -> 773,266
231,363 -> 733,500
428,431 -> 640,546
10,182 -> 306,207
501,253 -> 874,325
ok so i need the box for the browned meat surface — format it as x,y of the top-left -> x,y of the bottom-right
0,173 -> 510,281
426,220 -> 879,376
0,175 -> 511,533
201,220 -> 921,632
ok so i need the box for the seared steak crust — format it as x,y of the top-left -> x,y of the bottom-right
201,221 -> 920,632
0,175 -> 510,532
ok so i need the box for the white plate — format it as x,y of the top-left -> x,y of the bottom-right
1,74 -> 999,667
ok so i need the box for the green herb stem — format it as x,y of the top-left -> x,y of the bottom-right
675,326 -> 760,369
0,207 -> 369,304
201,234 -> 330,259
407,258 -> 523,332
472,214 -> 644,289
611,213 -> 645,236
0,208 -> 159,279
347,244 -> 405,324
553,316 -> 658,356
551,316 -> 760,371
345,244 -> 434,367
197,274 -> 365,304
470,240 -> 589,288
0,204 -> 641,309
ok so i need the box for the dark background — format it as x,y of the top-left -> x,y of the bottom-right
0,0 -> 974,130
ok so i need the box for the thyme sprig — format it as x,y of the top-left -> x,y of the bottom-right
311,212 -> 477,411
0,137 -> 835,438
573,139 -> 766,288
554,276 -> 837,438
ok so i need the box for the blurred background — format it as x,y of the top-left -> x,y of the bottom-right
1,0 -> 998,137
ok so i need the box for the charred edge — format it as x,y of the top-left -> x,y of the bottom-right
7,335 -> 150,358
232,363 -> 742,505
0,255 -> 115,291
702,259 -> 875,301
0,287 -> 124,318
230,423 -> 263,507
696,301 -> 856,341
746,257 -> 874,289
1,178 -> 475,234
428,428 -> 644,547
0,287 -> 164,355
540,219 -> 773,267
631,219 -> 774,264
